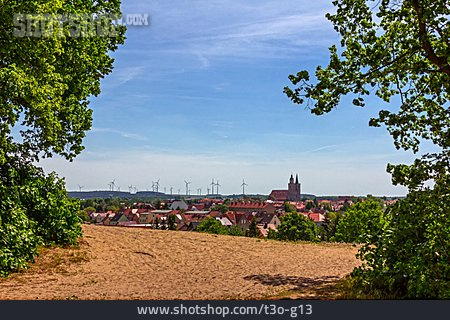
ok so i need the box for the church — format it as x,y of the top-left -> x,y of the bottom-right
269,174 -> 301,201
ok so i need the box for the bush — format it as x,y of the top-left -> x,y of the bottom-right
196,217 -> 228,235
335,200 -> 387,243
228,225 -> 244,237
23,173 -> 82,245
77,210 -> 90,222
351,183 -> 450,299
277,213 -> 317,242
246,217 -> 259,238
0,161 -> 82,276
167,214 -> 177,230
319,211 -> 343,241
267,227 -> 278,240
0,195 -> 40,276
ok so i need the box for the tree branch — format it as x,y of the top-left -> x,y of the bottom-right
411,0 -> 450,76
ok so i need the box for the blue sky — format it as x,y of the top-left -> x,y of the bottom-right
40,0 -> 424,196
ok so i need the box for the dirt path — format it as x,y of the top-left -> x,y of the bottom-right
0,225 -> 359,300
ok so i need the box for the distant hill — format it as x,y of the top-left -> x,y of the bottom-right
68,190 -> 166,200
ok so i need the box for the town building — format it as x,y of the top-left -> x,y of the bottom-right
269,174 -> 301,201
228,201 -> 276,214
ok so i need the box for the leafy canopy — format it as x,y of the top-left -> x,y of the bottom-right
284,0 -> 449,298
0,161 -> 82,276
0,0 -> 126,164
276,213 -> 317,242
0,0 -> 125,275
352,185 -> 449,298
284,0 -> 449,190
196,217 -> 228,235
335,200 -> 387,243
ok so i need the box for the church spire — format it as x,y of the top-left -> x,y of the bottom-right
290,174 -> 294,183
295,174 -> 299,184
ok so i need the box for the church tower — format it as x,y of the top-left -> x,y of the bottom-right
287,173 -> 301,201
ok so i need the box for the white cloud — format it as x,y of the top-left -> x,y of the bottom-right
91,127 -> 149,141
110,66 -> 145,85
125,0 -> 336,65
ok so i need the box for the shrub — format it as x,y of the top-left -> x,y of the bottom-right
351,184 -> 450,299
246,217 -> 259,238
319,211 -> 344,241
196,217 -> 228,235
228,225 -> 244,237
277,213 -> 317,242
0,194 -> 40,276
335,200 -> 387,243
0,161 -> 82,276
167,214 -> 177,230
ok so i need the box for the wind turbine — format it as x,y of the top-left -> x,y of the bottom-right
152,179 -> 160,192
128,185 -> 134,193
210,179 -> 215,195
197,188 -> 202,195
215,180 -> 221,195
184,180 -> 191,196
241,179 -> 248,196
109,179 -> 116,191
170,187 -> 173,195
78,184 -> 84,192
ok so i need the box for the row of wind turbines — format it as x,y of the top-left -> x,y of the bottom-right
78,178 -> 249,196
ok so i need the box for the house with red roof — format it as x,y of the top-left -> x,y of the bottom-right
229,201 -> 276,214
301,211 -> 326,226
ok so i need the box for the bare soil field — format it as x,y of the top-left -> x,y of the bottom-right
0,225 -> 359,300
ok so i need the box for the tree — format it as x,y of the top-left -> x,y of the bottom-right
352,184 -> 449,298
335,200 -> 387,243
320,211 -> 344,241
78,210 -> 90,222
341,200 -> 351,212
0,1 -> 125,275
313,197 -> 319,207
196,217 -> 228,235
283,202 -> 297,213
285,0 -> 448,191
153,217 -> 160,230
246,217 -> 259,238
277,213 -> 317,242
305,201 -> 314,210
106,205 -> 119,213
167,214 -> 177,230
267,227 -> 279,240
153,200 -> 162,210
210,204 -> 229,214
228,225 -> 244,237
321,201 -> 333,212
284,0 -> 449,298
0,164 -> 82,275
83,207 -> 96,214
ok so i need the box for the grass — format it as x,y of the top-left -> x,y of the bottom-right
265,276 -> 394,300
25,242 -> 90,275
265,278 -> 350,300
